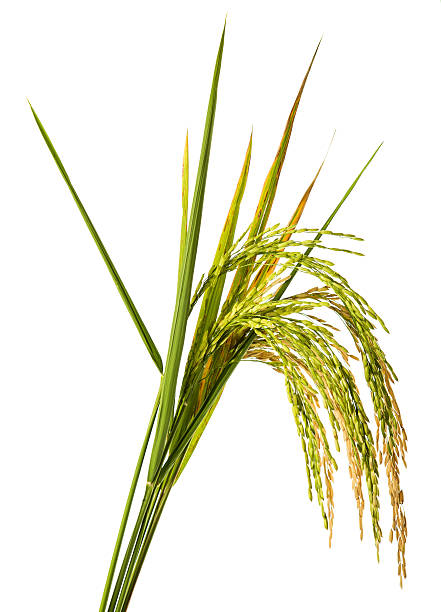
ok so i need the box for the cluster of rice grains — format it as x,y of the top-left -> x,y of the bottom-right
178,46 -> 407,586
189,225 -> 407,584
30,23 -> 408,612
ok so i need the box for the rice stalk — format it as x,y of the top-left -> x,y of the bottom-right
29,20 -> 408,611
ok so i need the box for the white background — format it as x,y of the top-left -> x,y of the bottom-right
1,1 -> 440,610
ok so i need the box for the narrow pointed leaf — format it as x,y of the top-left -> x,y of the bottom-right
148,23 -> 226,479
226,40 -> 321,302
170,131 -> 252,454
249,39 -> 321,238
274,142 -> 383,299
28,102 -> 163,373
250,138 -> 330,290
178,131 -> 189,280
197,130 -> 252,334
173,392 -> 222,482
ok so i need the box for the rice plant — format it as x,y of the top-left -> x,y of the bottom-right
29,22 -> 407,611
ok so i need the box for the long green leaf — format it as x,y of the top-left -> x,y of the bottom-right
274,142 -> 383,299
147,22 -> 226,479
178,131 -> 189,280
156,144 -> 383,483
28,102 -> 163,373
202,130 -> 252,329
170,131 -> 252,468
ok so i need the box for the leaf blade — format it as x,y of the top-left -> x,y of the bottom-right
274,142 -> 383,299
148,22 -> 226,479
28,102 -> 163,373
169,131 -> 253,457
250,135 -> 331,290
197,130 -> 252,335
178,131 -> 189,280
225,40 -> 321,302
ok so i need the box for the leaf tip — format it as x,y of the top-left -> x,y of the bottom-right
27,98 -> 36,117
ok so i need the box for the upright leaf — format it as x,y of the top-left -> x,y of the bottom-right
170,131 -> 252,454
197,131 -> 252,335
226,40 -> 321,302
250,138 -> 330,290
178,131 -> 189,280
250,40 -> 321,238
274,142 -> 383,299
148,23 -> 226,479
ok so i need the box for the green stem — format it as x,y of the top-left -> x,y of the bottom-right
116,476 -> 176,612
113,489 -> 165,612
107,484 -> 160,612
98,382 -> 162,612
108,416 -> 186,611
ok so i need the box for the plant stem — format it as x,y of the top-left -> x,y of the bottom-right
99,381 -> 162,612
107,484 -> 160,612
113,492 -> 163,611
116,477 -> 176,612
107,408 -> 188,610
